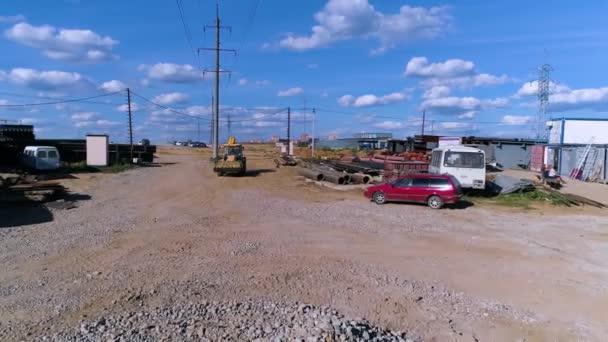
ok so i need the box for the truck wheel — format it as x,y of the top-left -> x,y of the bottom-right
372,191 -> 386,205
427,195 -> 443,209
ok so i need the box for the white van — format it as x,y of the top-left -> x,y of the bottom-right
21,146 -> 61,170
429,146 -> 486,189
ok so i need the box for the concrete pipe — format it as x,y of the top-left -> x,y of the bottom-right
322,172 -> 346,185
351,173 -> 371,184
297,168 -> 324,181
342,174 -> 352,184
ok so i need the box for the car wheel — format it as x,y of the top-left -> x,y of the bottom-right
372,191 -> 386,205
427,195 -> 443,209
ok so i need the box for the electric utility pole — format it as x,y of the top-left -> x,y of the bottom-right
312,108 -> 316,157
421,109 -> 426,137
199,2 -> 236,159
287,106 -> 291,155
209,95 -> 214,145
127,88 -> 134,162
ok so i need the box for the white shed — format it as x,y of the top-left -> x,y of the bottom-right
86,134 -> 109,166
548,118 -> 608,145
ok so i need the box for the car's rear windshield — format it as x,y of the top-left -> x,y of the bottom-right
429,178 -> 450,188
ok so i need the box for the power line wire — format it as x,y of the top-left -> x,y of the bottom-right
0,91 -> 124,107
131,90 -> 287,123
307,107 -> 509,125
130,91 -> 206,120
0,91 -> 121,105
230,0 -> 260,70
175,0 -> 199,65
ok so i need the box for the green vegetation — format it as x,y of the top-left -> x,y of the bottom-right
60,161 -> 97,173
105,162 -> 134,173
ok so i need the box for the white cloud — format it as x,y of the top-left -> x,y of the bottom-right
429,73 -> 509,88
37,91 -> 65,98
422,85 -> 450,99
242,121 -> 283,128
152,92 -> 190,105
439,122 -> 475,130
0,15 -> 25,23
0,68 -> 91,90
277,87 -> 304,97
550,87 -> 608,112
278,0 -> 449,54
513,80 -> 570,98
405,57 -> 474,78
373,120 -> 404,130
307,63 -> 319,69
116,103 -> 140,112
98,80 -> 126,93
70,112 -> 121,129
256,80 -> 271,86
501,115 -> 532,125
338,91 -> 409,108
4,22 -> 118,62
238,78 -> 271,87
406,56 -> 509,90
457,111 -> 477,119
140,63 -> 202,83
19,117 -> 41,125
422,96 -> 507,115
71,112 -> 98,121
95,119 -> 121,127
337,95 -> 355,107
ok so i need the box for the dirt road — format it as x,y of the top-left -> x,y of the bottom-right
1,146 -> 607,341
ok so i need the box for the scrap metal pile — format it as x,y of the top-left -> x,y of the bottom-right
295,150 -> 433,186
297,159 -> 383,185
0,175 -> 66,204
487,174 -> 606,208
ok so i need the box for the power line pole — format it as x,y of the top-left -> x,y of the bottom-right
209,95 -> 214,145
199,2 -> 236,159
421,109 -> 426,137
227,113 -> 232,137
311,108 -> 316,157
535,63 -> 553,142
197,119 -> 200,142
287,106 -> 291,156
127,88 -> 133,162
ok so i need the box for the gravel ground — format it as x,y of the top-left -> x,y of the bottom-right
1,147 -> 607,341
37,301 -> 415,342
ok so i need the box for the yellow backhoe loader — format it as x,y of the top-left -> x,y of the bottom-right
213,137 -> 246,176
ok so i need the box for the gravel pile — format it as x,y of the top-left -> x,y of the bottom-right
36,301 -> 416,342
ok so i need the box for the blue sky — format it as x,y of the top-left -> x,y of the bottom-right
1,0 -> 608,143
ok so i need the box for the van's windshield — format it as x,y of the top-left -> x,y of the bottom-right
443,151 -> 484,169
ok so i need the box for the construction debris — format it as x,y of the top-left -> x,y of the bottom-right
274,155 -> 298,167
488,175 -> 535,194
0,175 -> 66,204
486,174 -> 606,208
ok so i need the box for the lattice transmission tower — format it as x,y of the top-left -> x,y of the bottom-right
535,63 -> 553,141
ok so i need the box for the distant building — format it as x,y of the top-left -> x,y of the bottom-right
269,135 -> 280,143
327,134 -> 338,141
317,133 -> 392,150
299,133 -> 310,142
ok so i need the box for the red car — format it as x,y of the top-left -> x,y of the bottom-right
364,174 -> 463,209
